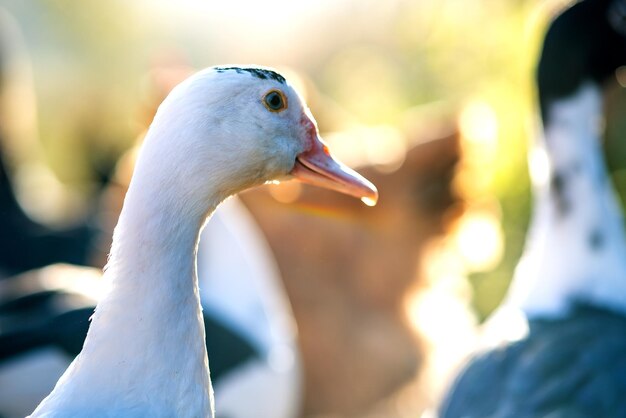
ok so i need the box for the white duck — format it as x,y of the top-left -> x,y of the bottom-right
0,27 -> 302,415
0,197 -> 301,418
27,66 -> 377,417
196,197 -> 302,418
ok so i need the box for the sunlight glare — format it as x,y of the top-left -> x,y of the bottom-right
39,264 -> 107,301
528,144 -> 551,187
453,210 -> 503,272
268,181 -> 302,203
133,0 -> 338,61
364,125 -> 406,173
459,101 -> 498,148
14,164 -> 86,225
325,124 -> 406,171
361,196 -> 377,207
137,0 -> 301,21
403,242 -> 478,400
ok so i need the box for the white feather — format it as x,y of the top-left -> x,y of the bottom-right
27,68 -> 314,418
503,83 -> 626,318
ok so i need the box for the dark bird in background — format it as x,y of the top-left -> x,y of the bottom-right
439,0 -> 626,417
0,153 -> 97,277
0,9 -> 99,278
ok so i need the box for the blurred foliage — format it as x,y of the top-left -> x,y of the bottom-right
2,0 -> 626,320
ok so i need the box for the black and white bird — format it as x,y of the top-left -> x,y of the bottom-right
439,0 -> 626,417
6,66 -> 376,418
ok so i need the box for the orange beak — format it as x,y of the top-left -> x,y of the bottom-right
290,133 -> 378,206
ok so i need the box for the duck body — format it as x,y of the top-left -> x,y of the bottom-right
0,198 -> 298,418
23,66 -> 376,418
440,304 -> 626,417
0,287 -> 261,416
196,198 -> 301,418
439,1 -> 626,416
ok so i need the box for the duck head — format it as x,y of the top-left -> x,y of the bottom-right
142,66 -> 378,207
537,0 -> 626,123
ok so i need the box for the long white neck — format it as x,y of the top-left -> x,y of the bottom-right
31,127 -> 218,417
504,82 -> 626,318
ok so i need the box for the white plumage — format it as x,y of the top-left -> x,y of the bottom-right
26,66 -> 377,418
503,83 -> 626,319
0,197 -> 301,418
197,197 -> 302,418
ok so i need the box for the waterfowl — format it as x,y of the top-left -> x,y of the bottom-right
439,1 -> 626,416
0,197 -> 301,418
25,66 -> 377,418
1,59 -> 301,417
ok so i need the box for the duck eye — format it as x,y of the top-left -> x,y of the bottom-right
263,90 -> 287,112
